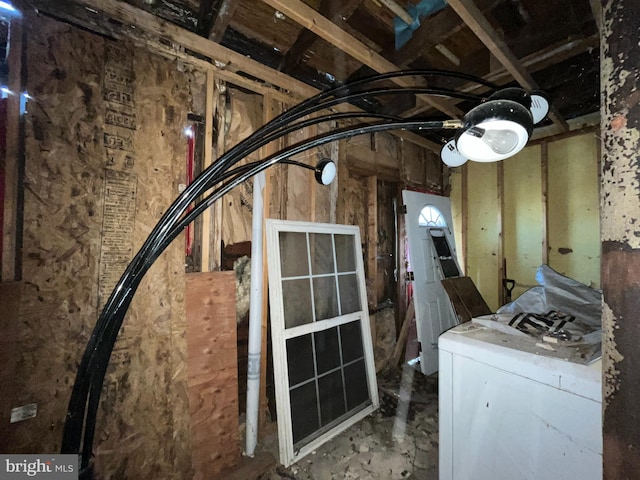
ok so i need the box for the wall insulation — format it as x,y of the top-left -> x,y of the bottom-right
1,12 -> 200,478
503,145 -> 544,298
451,132 -> 600,311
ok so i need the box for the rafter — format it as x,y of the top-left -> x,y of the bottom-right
262,0 -> 464,118
446,0 -> 569,131
280,0 -> 362,74
208,0 -> 240,42
402,33 -> 599,118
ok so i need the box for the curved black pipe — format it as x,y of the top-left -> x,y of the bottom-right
61,69 -> 495,475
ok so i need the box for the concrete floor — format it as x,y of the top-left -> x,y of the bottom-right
238,366 -> 439,480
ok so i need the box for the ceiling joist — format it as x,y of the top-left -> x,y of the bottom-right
261,0 -> 465,119
446,0 -> 569,131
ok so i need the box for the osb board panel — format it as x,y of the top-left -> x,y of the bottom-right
185,272 -> 240,480
547,134 -> 600,288
466,162 -> 500,311
15,12 -> 195,479
0,281 -> 22,452
503,145 -> 544,299
222,87 -> 263,245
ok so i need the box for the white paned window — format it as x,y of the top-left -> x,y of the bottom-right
266,220 -> 379,467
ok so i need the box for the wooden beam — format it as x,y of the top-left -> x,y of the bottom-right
261,0 -> 465,119
279,0 -> 362,74
446,0 -> 569,131
37,0 -> 440,152
497,161 -> 504,306
540,141 -> 549,265
1,19 -> 23,281
60,0 -> 317,97
377,0 -> 414,26
392,0 -> 500,67
366,175 -> 378,307
461,163 -> 468,275
208,0 -> 240,42
402,34 -> 599,118
200,69 -> 216,272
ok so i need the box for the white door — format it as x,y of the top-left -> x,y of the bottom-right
402,190 -> 461,375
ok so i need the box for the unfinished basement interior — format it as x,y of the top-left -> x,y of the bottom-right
0,0 -> 637,479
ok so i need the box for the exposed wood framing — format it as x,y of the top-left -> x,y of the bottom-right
403,34 -> 599,119
209,0 -> 240,42
280,0 -> 362,74
461,163 -> 469,275
540,141 -> 549,265
392,0 -> 500,67
261,0 -> 465,119
366,175 -> 378,307
446,0 -> 569,131
200,69 -> 216,272
377,0 -> 413,26
56,0 -> 439,153
211,79 -> 227,271
259,92 -> 277,430
1,19 -> 23,281
497,162 -> 505,306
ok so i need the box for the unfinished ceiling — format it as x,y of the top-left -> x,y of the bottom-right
31,0 -> 600,140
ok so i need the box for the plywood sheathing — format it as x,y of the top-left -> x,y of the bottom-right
185,271 -> 240,480
11,11 -> 195,478
601,0 -> 640,477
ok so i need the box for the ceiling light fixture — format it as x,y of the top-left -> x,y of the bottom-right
61,69 -> 551,479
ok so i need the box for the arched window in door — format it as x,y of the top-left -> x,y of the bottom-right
418,204 -> 447,227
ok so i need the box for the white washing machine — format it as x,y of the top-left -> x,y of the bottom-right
438,322 -> 602,480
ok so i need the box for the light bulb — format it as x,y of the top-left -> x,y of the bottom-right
481,128 -> 520,155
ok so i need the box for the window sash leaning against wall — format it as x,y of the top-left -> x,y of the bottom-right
266,219 -> 379,467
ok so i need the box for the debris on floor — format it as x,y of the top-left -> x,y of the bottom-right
253,366 -> 439,480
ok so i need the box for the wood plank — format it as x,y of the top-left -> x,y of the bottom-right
461,163 -> 469,274
440,276 -> 492,323
541,141 -> 549,265
280,0 -> 362,74
446,0 -> 569,131
497,161 -> 504,306
261,0 -> 464,119
209,0 -> 241,42
200,69 -> 215,272
392,297 -> 414,367
366,175 -> 378,307
185,271 -> 240,480
48,0 -> 440,152
259,93 -> 277,432
1,19 -> 22,281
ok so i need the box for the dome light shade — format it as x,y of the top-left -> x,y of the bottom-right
456,99 -> 533,162
315,159 -> 337,185
530,91 -> 550,124
441,139 -> 468,167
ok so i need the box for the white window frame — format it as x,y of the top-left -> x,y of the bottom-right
266,219 -> 379,467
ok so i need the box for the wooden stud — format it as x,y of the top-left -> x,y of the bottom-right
541,141 -> 549,265
199,69 -> 216,272
366,175 -> 378,307
446,0 -> 569,131
208,0 -> 241,42
41,0 -> 437,152
261,0 -> 464,119
259,92 -> 277,431
497,162 -> 504,288
1,19 -> 23,281
461,163 -> 469,275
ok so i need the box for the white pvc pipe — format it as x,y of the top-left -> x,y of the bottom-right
245,171 -> 265,457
